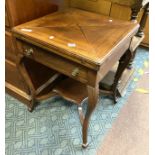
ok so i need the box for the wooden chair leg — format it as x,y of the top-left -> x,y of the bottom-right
82,85 -> 99,148
111,50 -> 132,103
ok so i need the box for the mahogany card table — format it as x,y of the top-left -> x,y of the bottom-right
13,8 -> 139,147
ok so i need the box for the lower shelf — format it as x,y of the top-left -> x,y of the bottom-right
6,64 -> 134,112
53,78 -> 87,105
100,65 -> 134,97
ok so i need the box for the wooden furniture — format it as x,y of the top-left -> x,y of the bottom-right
13,8 -> 139,147
68,0 -> 149,94
69,0 -> 149,46
5,0 -> 58,109
6,0 -> 149,107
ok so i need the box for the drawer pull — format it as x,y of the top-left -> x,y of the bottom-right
25,48 -> 34,56
72,68 -> 79,77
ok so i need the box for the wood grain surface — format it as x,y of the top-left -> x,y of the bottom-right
13,8 -> 139,66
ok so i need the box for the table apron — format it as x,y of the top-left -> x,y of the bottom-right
16,40 -> 98,85
98,37 -> 132,82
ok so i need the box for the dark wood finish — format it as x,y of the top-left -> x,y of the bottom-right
112,50 -> 133,103
130,0 -> 149,22
5,0 -> 58,109
137,3 -> 149,37
13,8 -> 139,146
100,63 -> 135,96
99,35 -> 134,96
129,0 -> 149,68
24,58 -> 59,90
131,0 -> 143,21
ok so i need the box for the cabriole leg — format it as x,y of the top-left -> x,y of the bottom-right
112,50 -> 132,103
82,85 -> 99,148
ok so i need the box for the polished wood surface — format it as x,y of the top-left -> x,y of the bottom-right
13,8 -> 139,146
13,8 -> 139,67
69,0 -> 149,46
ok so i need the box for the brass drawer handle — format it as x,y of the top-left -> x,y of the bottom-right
24,48 -> 34,56
72,68 -> 79,77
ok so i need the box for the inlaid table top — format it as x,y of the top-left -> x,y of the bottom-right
13,8 -> 139,66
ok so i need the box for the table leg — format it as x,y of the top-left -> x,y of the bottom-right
127,48 -> 137,69
112,49 -> 132,103
82,85 -> 99,148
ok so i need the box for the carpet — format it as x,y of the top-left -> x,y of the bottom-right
5,47 -> 149,155
97,67 -> 149,155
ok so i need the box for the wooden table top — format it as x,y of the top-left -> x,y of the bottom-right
13,8 -> 139,66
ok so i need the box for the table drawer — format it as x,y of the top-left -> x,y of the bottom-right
17,40 -> 89,84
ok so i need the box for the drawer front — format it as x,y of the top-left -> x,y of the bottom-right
5,59 -> 29,93
5,31 -> 16,62
17,40 -> 89,84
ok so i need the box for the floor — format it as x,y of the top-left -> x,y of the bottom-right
97,67 -> 149,155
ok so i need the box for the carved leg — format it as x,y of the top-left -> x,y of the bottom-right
127,48 -> 137,69
127,3 -> 149,69
112,50 -> 132,103
16,54 -> 37,112
137,3 -> 149,37
128,3 -> 149,69
82,85 -> 99,148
